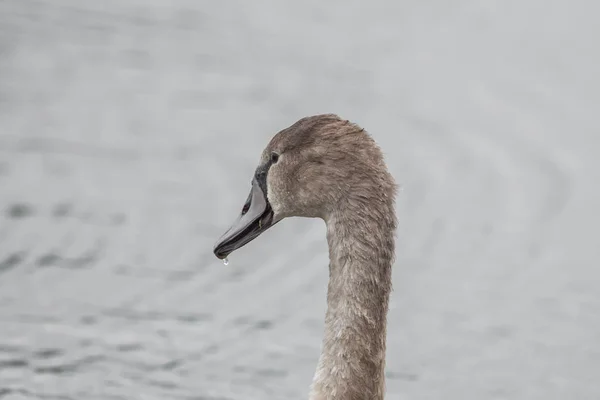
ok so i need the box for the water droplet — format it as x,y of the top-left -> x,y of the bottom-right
223,257 -> 229,266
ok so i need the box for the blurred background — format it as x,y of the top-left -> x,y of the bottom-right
0,1 -> 599,399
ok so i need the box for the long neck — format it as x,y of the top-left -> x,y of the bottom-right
310,200 -> 396,400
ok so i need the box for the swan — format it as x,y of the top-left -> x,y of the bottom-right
213,114 -> 397,400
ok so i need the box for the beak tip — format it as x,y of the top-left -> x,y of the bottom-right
213,244 -> 228,260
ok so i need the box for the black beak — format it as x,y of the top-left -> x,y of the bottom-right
213,177 -> 277,259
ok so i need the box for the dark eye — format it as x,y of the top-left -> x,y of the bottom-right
270,152 -> 280,164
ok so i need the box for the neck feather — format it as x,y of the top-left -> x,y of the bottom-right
310,196 -> 396,400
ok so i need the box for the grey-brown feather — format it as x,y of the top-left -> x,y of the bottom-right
260,114 -> 397,399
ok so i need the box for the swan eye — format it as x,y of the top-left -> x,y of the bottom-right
270,152 -> 280,164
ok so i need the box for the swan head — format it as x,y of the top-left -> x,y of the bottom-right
213,113 -> 394,260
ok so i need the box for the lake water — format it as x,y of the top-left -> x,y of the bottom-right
0,1 -> 599,399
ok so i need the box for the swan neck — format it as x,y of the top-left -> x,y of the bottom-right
310,207 -> 395,400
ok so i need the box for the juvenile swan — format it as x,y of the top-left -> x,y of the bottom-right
213,114 -> 397,400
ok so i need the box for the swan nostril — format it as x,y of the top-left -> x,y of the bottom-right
241,201 -> 251,216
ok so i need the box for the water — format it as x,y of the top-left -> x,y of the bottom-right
223,257 -> 229,266
0,1 -> 599,399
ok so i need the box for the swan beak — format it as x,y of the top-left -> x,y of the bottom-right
213,177 -> 276,259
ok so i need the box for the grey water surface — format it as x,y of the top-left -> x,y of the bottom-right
1,1 -> 599,399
